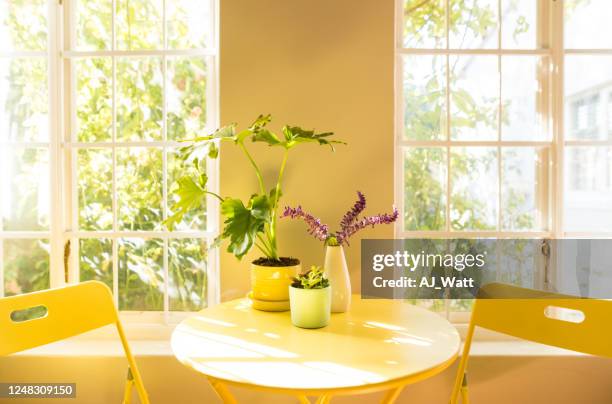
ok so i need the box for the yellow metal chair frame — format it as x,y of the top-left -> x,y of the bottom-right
450,283 -> 612,404
0,281 -> 149,404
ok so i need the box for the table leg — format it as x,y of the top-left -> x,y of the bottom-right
315,394 -> 332,404
297,395 -> 311,404
380,386 -> 404,404
208,377 -> 238,404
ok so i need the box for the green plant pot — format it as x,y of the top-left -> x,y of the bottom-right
289,285 -> 331,329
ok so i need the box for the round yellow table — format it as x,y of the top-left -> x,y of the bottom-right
171,295 -> 460,404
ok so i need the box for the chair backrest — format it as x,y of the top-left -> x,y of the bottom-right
0,281 -> 118,356
472,283 -> 612,359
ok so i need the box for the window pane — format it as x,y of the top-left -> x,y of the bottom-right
449,0 -> 498,49
117,147 -> 163,231
565,55 -> 612,141
168,149 -> 206,230
402,0 -> 445,48
116,57 -> 163,141
169,238 -> 207,311
76,58 -> 112,142
501,56 -> 547,140
0,0 -> 47,51
118,238 -> 163,311
1,148 -> 49,231
502,147 -> 548,231
565,0 -> 612,49
404,148 -> 446,231
501,0 -> 537,49
167,57 -> 208,140
76,0 -> 112,51
167,0 -> 213,49
0,58 -> 49,142
78,149 -> 112,231
564,147 -> 612,232
79,238 -> 113,289
116,0 -> 163,50
450,147 -> 497,230
450,55 -> 498,140
402,55 -> 446,141
3,239 -> 49,296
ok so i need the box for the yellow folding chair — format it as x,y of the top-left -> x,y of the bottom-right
450,282 -> 612,404
0,281 -> 149,404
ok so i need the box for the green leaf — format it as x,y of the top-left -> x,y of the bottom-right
164,175 -> 207,230
252,128 -> 282,146
220,195 -> 272,259
281,125 -> 346,150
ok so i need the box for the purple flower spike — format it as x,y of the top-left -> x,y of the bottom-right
337,207 -> 399,245
281,192 -> 398,247
281,206 -> 329,241
340,191 -> 366,230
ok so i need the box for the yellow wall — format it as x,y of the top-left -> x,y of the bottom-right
218,0 -> 395,300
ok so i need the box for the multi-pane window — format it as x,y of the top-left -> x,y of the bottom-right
398,0 -> 550,241
0,0 -> 52,298
0,0 -> 219,315
398,0 -> 612,314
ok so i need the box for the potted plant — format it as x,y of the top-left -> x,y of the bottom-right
282,191 -> 397,312
289,266 -> 331,329
166,115 -> 344,311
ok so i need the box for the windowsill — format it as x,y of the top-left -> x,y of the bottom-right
12,333 -> 586,359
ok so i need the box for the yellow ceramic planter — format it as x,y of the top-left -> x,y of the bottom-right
251,262 -> 300,303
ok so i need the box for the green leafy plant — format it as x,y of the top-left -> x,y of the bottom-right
291,266 -> 329,289
165,114 -> 345,262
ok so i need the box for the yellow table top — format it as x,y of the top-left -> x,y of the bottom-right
171,295 -> 460,393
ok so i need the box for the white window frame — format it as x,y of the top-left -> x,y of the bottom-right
0,0 -> 220,323
395,0 -> 612,322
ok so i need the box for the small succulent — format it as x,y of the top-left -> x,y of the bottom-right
291,266 -> 330,289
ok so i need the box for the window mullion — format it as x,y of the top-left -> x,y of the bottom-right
551,0 -> 564,239
111,0 -> 119,306
49,0 -> 67,289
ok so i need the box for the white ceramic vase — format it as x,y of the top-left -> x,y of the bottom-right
323,245 -> 351,313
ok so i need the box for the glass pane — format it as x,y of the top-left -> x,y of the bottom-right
1,148 -> 49,231
450,55 -> 498,140
501,0 -> 537,49
403,55 -> 446,141
3,239 -> 49,296
404,148 -> 446,231
402,0 -> 445,48
168,149 -> 207,230
76,58 -> 112,142
79,238 -> 113,289
0,0 -> 47,51
167,0 -> 213,49
117,147 -> 163,231
116,0 -> 163,50
501,56 -> 547,140
116,57 -> 163,141
118,238 -> 163,311
76,0 -> 112,50
169,238 -> 207,311
450,147 -> 497,230
565,0 -> 612,49
565,55 -> 612,141
0,58 -> 48,142
78,149 -> 112,231
449,0 -> 498,49
564,147 -> 612,232
501,147 -> 548,231
167,57 -> 208,140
